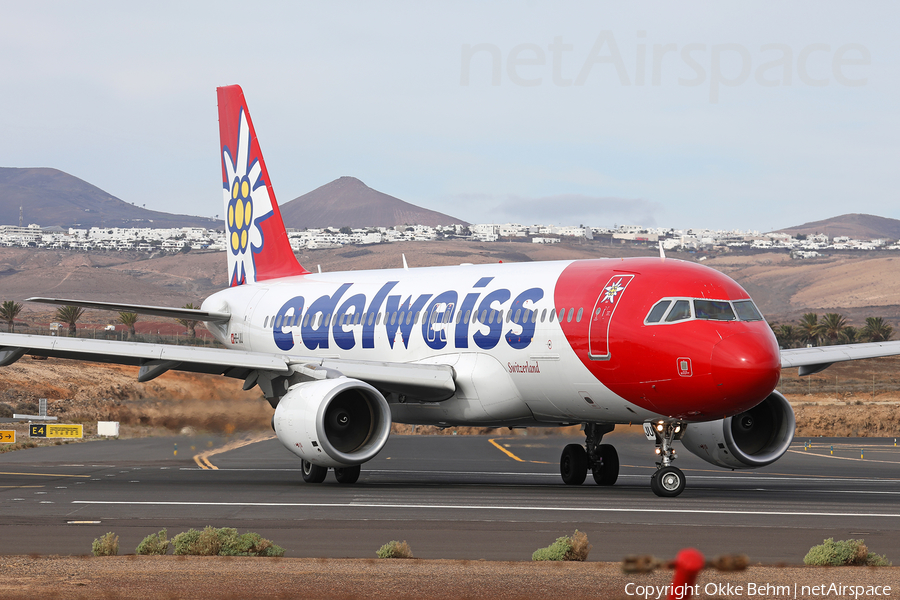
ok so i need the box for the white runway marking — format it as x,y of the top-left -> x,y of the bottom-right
70,500 -> 900,518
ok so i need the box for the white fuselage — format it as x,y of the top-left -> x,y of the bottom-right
201,261 -> 663,427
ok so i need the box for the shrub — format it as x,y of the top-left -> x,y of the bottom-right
173,527 -> 284,557
376,540 -> 413,559
804,538 -> 892,566
218,529 -> 285,557
0,403 -> 13,418
92,532 -> 119,557
173,526 -> 220,556
135,529 -> 169,555
14,401 -> 38,415
532,530 -> 591,561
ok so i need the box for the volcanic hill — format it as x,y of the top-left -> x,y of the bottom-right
777,213 -> 900,241
280,176 -> 466,228
0,167 -> 218,229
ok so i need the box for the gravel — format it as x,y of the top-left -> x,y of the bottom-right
0,556 -> 896,599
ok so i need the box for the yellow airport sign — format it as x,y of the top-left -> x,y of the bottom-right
29,424 -> 83,439
0,430 -> 14,443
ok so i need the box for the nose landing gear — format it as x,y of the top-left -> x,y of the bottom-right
644,421 -> 687,497
559,423 -> 619,486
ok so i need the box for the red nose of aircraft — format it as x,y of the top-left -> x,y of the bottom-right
710,331 -> 781,414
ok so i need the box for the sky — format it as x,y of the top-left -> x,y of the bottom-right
2,1 -> 897,232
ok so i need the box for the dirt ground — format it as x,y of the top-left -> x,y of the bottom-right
0,556 -> 895,600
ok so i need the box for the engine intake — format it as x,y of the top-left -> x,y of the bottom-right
681,391 -> 795,469
273,377 -> 391,468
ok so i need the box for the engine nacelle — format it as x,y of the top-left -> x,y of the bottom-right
273,377 -> 391,468
680,391 -> 795,469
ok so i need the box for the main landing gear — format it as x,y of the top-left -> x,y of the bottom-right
559,423 -> 619,486
301,460 -> 361,484
644,421 -> 687,497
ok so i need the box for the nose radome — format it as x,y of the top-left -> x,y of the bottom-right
711,332 -> 781,411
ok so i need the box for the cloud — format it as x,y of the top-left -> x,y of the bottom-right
453,193 -> 662,228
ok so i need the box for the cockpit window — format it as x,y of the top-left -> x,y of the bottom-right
694,300 -> 736,321
646,297 -> 764,325
645,300 -> 671,323
733,300 -> 763,321
665,300 -> 692,322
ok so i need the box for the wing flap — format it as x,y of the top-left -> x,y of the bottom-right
0,333 -> 457,400
27,297 -> 231,323
781,341 -> 900,372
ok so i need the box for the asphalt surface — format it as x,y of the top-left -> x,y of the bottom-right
1,430 -> 899,564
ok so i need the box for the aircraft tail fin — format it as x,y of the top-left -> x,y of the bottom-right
217,85 -> 309,286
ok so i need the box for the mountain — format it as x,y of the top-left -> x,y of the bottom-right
777,214 -> 900,240
279,176 -> 467,228
0,167 -> 218,229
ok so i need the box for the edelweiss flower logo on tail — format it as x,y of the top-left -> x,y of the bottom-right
222,107 -> 274,286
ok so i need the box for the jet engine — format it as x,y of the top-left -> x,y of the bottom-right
273,377 -> 391,468
680,391 -> 795,469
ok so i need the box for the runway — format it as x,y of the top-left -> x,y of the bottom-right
1,430 -> 899,563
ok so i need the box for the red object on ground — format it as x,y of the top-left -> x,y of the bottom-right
668,548 -> 705,600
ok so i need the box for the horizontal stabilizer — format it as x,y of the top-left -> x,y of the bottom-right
27,297 -> 231,323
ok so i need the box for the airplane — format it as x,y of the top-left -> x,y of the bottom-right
2,84 -> 899,497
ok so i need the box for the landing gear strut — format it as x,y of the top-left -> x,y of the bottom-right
559,423 -> 619,486
644,421 -> 686,497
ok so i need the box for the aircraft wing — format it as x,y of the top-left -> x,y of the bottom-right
27,297 -> 231,323
0,333 -> 456,400
780,340 -> 900,376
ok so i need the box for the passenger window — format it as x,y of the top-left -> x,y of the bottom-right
665,300 -> 691,322
531,310 -> 537,324
303,314 -> 310,327
576,307 -> 583,323
263,316 -> 269,328
541,309 -> 547,322
376,312 -> 382,325
694,300 -> 736,321
480,310 -> 487,323
567,308 -> 574,322
406,312 -> 412,326
464,310 -> 471,323
733,300 -> 763,321
514,309 -> 522,323
646,300 -> 671,323
390,313 -> 397,325
549,309 -> 555,323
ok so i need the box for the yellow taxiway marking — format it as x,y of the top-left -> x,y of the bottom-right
193,434 -> 276,470
788,449 -> 900,464
487,438 -> 552,465
0,472 -> 90,478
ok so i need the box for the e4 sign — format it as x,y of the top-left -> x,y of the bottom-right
29,424 -> 83,439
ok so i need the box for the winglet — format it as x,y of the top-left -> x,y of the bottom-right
217,85 -> 309,286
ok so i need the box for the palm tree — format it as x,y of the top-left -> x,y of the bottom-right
797,313 -> 820,347
819,313 -> 847,345
862,316 -> 894,342
0,300 -> 23,333
841,325 -> 859,344
55,305 -> 85,338
176,302 -> 200,338
118,312 -> 138,338
772,323 -> 796,349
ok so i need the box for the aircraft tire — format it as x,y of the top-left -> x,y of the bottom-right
334,465 -> 361,484
651,466 -> 685,497
591,444 -> 619,486
301,460 -> 328,484
560,444 -> 588,485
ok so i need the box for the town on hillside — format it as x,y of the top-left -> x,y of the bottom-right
0,222 -> 896,256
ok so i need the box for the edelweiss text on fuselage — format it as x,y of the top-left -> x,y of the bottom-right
268,276 -> 544,352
